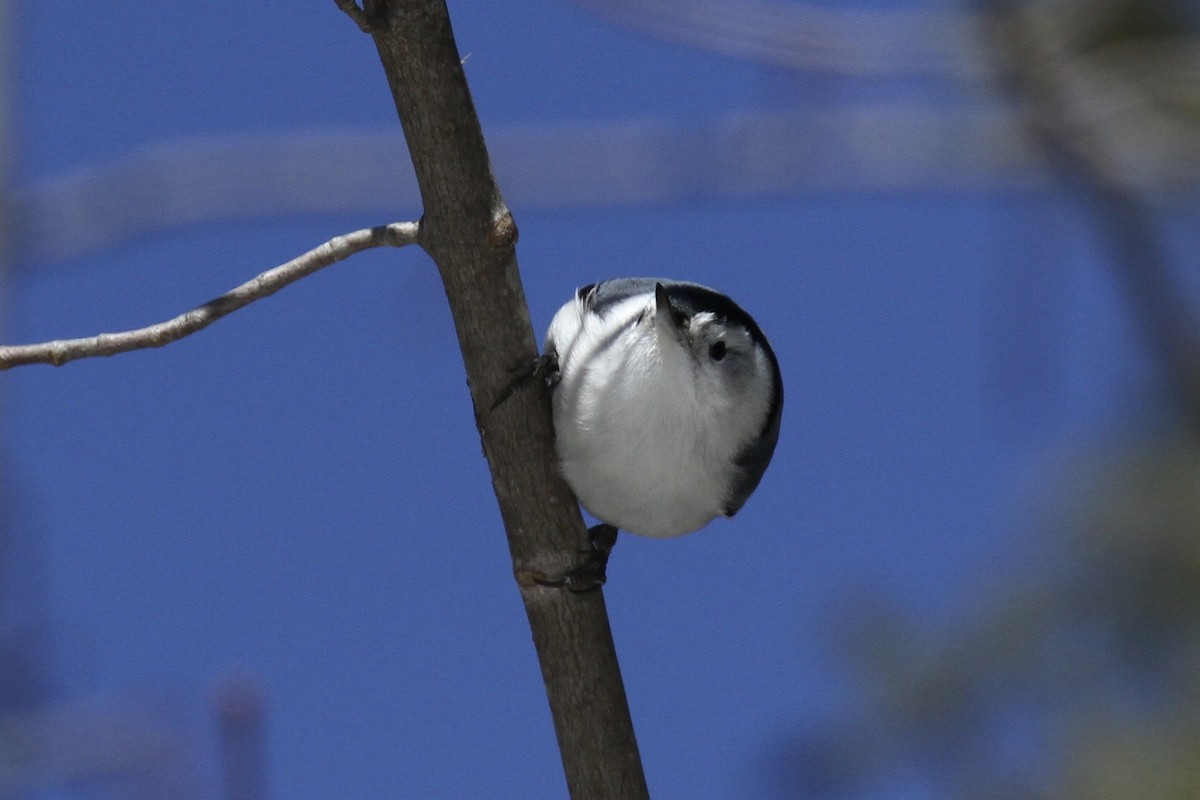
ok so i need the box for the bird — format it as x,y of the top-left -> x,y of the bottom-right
542,278 -> 783,541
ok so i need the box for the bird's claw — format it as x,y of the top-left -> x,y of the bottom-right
530,524 -> 619,593
490,354 -> 559,411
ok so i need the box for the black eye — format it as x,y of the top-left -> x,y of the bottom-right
709,341 -> 727,361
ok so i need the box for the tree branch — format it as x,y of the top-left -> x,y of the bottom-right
333,0 -> 384,33
342,2 -> 649,798
0,221 -> 418,369
981,2 -> 1200,432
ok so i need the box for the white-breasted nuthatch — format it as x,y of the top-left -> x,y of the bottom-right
542,278 -> 782,540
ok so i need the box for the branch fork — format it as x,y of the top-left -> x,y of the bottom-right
0,221 -> 418,370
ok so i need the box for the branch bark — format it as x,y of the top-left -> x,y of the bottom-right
0,222 -> 418,369
344,2 -> 649,798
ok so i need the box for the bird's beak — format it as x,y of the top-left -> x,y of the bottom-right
654,283 -> 686,340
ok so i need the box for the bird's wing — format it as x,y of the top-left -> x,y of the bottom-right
724,388 -> 782,516
577,278 -> 670,317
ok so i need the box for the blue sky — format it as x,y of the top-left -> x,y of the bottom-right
0,2 -> 1177,798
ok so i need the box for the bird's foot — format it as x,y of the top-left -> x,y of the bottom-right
490,353 -> 559,410
531,524 -> 619,593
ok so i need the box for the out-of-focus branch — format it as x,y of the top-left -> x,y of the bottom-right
8,110 -> 1065,269
216,677 -> 270,800
570,0 -> 985,77
341,2 -> 648,798
0,221 -> 417,369
982,1 -> 1200,430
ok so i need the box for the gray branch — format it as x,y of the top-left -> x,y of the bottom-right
343,1 -> 649,798
0,221 -> 417,369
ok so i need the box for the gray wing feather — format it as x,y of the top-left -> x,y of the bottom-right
724,391 -> 782,516
578,278 -> 666,316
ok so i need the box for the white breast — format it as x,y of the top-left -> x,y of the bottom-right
546,294 -> 738,538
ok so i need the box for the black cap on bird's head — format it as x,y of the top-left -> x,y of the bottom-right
654,282 -> 693,344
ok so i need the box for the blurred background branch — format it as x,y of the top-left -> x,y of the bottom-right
765,1 -> 1200,797
983,0 -> 1200,429
568,0 -> 989,77
3,2 -> 1195,273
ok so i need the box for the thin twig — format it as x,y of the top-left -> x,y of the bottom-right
334,0 -> 386,33
0,221 -> 418,370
